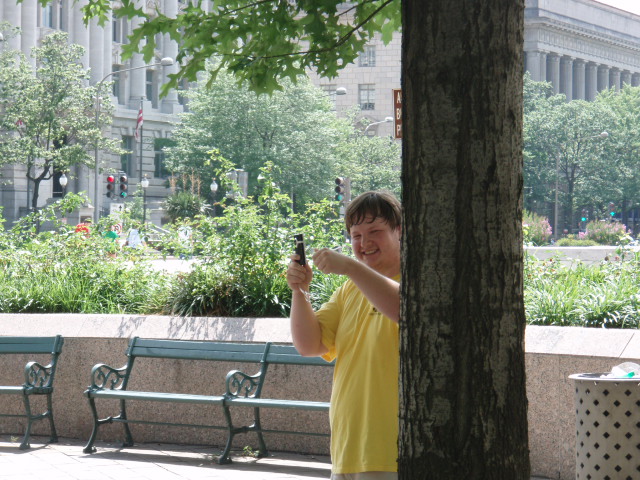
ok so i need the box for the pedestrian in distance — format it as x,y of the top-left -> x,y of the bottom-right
286,190 -> 401,480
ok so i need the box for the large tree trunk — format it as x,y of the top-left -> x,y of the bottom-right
399,1 -> 529,479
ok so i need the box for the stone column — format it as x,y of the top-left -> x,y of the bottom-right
161,0 -> 180,114
597,65 -> 610,92
621,70 -> 632,89
585,63 -> 598,101
610,68 -> 621,92
128,0 -> 146,106
547,54 -> 560,95
573,59 -> 586,100
21,0 -> 37,67
71,0 -> 90,78
102,18 -> 113,88
2,2 -> 21,52
539,51 -> 547,82
526,51 -> 543,81
89,17 -> 104,84
560,56 -> 574,101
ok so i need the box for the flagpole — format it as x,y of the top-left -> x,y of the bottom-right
138,100 -> 144,180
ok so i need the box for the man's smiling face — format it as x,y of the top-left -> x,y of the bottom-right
349,216 -> 401,277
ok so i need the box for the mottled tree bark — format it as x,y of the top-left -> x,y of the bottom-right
399,1 -> 529,479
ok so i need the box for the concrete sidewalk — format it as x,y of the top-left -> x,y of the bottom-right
0,436 -> 331,480
0,436 -> 554,480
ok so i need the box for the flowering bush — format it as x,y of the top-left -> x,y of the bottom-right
585,221 -> 632,246
523,210 -> 552,246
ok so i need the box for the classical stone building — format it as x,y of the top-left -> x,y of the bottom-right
0,0 -> 184,224
1,0 -> 640,224
310,0 -> 640,134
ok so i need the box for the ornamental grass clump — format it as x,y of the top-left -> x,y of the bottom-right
524,254 -> 640,328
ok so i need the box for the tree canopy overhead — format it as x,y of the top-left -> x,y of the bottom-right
57,0 -> 400,94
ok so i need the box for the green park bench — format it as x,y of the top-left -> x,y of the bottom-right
83,337 -> 333,464
0,335 -> 64,449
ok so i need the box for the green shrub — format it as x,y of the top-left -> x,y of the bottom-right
585,220 -> 631,246
556,237 -> 598,247
523,210 -> 552,246
164,191 -> 210,222
161,164 -> 347,317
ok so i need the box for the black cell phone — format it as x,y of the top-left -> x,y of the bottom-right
294,234 -> 306,266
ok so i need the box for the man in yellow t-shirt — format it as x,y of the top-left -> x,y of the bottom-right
287,191 -> 401,480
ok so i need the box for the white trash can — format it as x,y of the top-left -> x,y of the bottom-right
570,373 -> 640,479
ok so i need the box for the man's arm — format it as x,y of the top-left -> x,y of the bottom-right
312,249 -> 400,323
287,256 -> 329,356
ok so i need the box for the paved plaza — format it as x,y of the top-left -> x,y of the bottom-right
0,435 -> 554,480
0,436 -> 331,480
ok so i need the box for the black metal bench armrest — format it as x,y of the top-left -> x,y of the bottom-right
225,369 -> 262,399
88,363 -> 129,390
23,361 -> 54,391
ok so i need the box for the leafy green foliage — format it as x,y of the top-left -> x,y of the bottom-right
164,191 -> 211,223
584,221 -> 631,246
164,69 -> 400,209
163,165 -> 348,317
525,256 -> 640,328
522,210 -> 552,246
0,194 -> 170,313
58,0 -> 400,94
0,29 -> 121,211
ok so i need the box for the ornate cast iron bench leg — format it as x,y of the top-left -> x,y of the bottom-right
118,399 -> 134,448
20,395 -> 33,450
46,392 -> 59,444
83,396 -> 103,453
252,406 -> 268,458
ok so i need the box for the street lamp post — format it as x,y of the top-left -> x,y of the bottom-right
140,175 -> 149,224
553,130 -> 608,241
93,57 -> 174,223
363,116 -> 393,135
59,173 -> 68,197
210,179 -> 218,216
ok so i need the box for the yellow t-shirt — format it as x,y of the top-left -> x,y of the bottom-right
317,278 -> 399,474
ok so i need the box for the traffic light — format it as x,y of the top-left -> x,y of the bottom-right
581,209 -> 588,222
119,174 -> 128,198
335,177 -> 346,202
106,174 -> 116,198
608,202 -> 616,218
335,177 -> 351,203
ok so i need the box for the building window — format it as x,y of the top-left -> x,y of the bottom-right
121,135 -> 134,177
154,150 -> 169,178
358,84 -> 375,110
358,45 -> 376,67
41,4 -> 54,28
112,15 -> 128,44
146,70 -> 157,108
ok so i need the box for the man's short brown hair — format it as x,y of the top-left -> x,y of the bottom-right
344,191 -> 402,233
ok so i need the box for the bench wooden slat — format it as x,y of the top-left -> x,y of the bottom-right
130,339 -> 267,363
0,386 -> 27,394
88,390 -> 225,405
224,397 -> 330,411
0,336 -> 64,355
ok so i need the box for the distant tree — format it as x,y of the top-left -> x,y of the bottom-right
592,87 -> 640,227
524,83 -> 614,233
0,30 -> 120,213
165,66 -> 400,208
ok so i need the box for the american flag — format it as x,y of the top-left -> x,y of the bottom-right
134,102 -> 143,142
